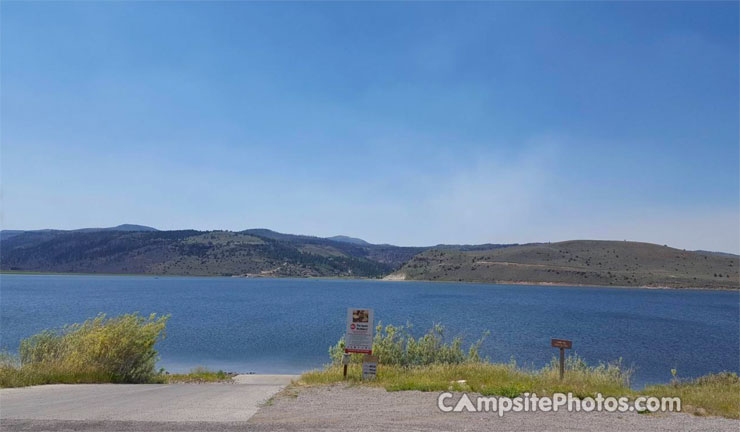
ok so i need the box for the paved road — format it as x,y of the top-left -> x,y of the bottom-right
1,374 -> 297,431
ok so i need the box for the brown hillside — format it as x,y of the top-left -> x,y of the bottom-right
390,240 -> 739,289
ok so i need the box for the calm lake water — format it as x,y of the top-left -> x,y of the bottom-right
1,274 -> 738,388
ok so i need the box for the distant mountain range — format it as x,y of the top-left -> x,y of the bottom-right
327,235 -> 371,246
0,226 -> 429,278
0,224 -> 157,241
0,225 -> 737,289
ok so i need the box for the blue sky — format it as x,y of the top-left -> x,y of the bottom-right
1,2 -> 738,252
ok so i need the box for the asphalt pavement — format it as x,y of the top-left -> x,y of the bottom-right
0,374 -> 297,431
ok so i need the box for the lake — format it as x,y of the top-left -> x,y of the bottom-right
1,274 -> 738,388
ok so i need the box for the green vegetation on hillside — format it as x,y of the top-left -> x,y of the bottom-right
391,240 -> 739,289
0,229 -> 408,278
2,229 -> 737,288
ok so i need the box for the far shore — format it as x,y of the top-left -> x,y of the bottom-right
381,276 -> 740,292
1,270 -> 737,291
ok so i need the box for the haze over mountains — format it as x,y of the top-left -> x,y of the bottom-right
0,224 -> 157,241
1,225 -> 737,289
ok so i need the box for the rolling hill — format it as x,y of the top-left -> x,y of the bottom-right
0,228 -> 425,278
1,227 -> 737,288
0,224 -> 157,241
387,240 -> 739,289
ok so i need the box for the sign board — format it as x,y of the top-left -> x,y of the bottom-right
362,355 -> 378,380
551,338 -> 573,349
551,338 -> 573,380
345,308 -> 374,354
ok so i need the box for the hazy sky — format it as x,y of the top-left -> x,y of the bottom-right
1,2 -> 738,253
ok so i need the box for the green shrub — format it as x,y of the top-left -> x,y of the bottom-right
541,353 -> 633,388
303,358 -> 632,399
329,322 -> 488,366
1,313 -> 169,387
165,366 -> 233,383
642,372 -> 740,419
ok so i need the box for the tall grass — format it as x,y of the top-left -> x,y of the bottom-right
1,313 -> 169,387
329,322 -> 488,366
301,364 -> 740,418
165,366 -> 234,383
320,323 -> 630,397
304,324 -> 739,418
304,354 -> 632,399
311,323 -> 632,399
643,372 -> 740,418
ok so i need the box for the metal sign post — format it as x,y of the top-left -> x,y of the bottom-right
551,338 -> 573,380
362,355 -> 378,380
344,308 -> 374,379
342,353 -> 351,378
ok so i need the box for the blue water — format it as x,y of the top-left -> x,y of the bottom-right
1,274 -> 738,388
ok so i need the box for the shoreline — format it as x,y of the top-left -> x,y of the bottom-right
381,277 -> 740,292
1,270 -> 737,291
0,271 -> 381,282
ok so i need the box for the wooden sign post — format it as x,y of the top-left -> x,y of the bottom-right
551,338 -> 573,380
342,353 -> 351,378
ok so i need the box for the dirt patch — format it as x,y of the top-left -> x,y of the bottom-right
248,384 -> 739,432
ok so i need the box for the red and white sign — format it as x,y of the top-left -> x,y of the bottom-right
345,308 -> 374,354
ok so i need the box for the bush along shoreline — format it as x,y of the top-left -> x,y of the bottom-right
1,313 -> 169,387
0,313 -> 231,387
301,323 -> 740,419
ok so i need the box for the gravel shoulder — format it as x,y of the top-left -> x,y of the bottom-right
247,383 -> 740,432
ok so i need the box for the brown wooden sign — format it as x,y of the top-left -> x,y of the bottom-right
551,338 -> 572,349
551,338 -> 573,380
